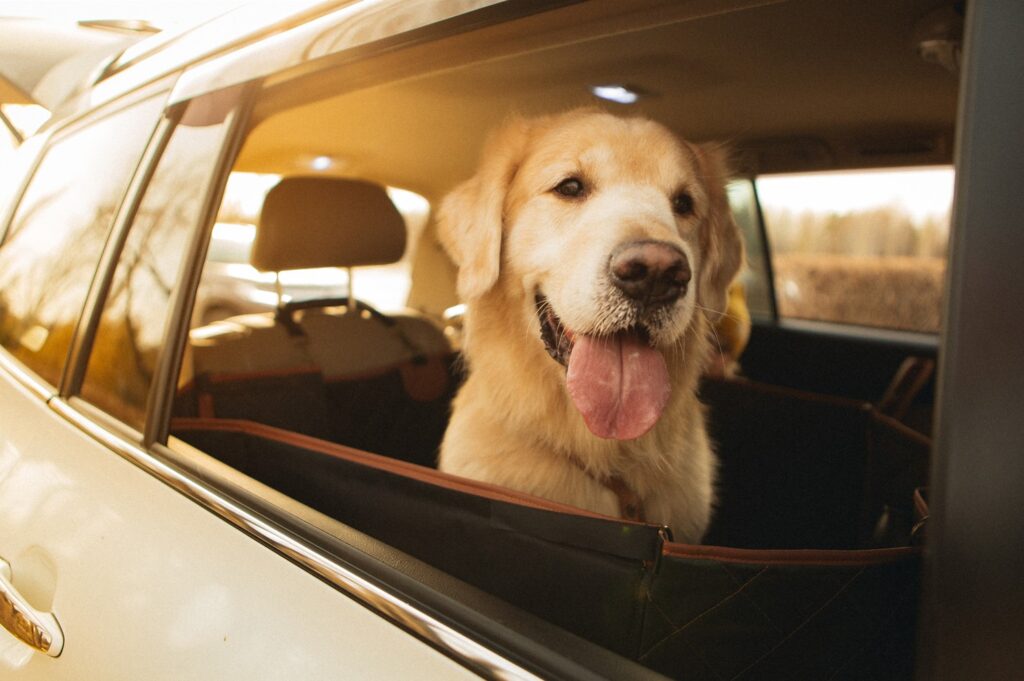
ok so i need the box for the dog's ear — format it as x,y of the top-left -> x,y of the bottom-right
437,117 -> 532,301
694,143 -> 745,321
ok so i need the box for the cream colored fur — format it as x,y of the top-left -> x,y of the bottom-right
437,110 -> 742,543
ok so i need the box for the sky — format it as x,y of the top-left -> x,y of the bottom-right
757,166 -> 955,221
0,0 -> 251,30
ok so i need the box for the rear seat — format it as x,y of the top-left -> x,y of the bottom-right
174,177 -> 456,467
700,375 -> 930,550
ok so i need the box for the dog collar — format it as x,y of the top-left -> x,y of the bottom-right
567,455 -> 646,523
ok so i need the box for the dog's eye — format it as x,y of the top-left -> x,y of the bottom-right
553,177 -> 586,198
672,191 -> 695,216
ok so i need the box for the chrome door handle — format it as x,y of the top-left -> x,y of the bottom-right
0,557 -> 64,657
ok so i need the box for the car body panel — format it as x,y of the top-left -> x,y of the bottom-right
0,365 -> 473,680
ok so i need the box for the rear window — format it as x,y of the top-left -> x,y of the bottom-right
757,166 -> 953,333
0,96 -> 164,386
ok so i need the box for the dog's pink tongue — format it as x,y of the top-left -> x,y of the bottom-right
566,332 -> 670,440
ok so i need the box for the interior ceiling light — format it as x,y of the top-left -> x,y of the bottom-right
590,84 -> 640,104
311,155 -> 334,171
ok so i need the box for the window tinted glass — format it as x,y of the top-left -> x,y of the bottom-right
758,167 -> 953,333
80,104 -> 237,428
0,96 -> 164,386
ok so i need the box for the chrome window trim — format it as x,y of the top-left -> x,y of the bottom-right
49,396 -> 538,681
0,348 -> 54,402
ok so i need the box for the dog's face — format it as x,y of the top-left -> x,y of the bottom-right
440,110 -> 742,440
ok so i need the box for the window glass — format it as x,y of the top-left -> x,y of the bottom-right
0,96 -> 164,386
726,179 -> 773,320
757,167 -> 953,333
80,102 -> 237,428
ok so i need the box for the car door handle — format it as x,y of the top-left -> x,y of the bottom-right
0,557 -> 64,657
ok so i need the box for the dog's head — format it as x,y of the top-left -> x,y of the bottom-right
439,110 -> 743,440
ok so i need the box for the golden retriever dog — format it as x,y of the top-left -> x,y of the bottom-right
437,109 -> 742,543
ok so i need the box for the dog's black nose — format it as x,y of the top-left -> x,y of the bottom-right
609,240 -> 691,307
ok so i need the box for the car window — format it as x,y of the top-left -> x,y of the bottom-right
757,166 -> 954,333
0,95 -> 164,387
79,103 -> 238,429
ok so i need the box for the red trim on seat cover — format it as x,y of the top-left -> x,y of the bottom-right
170,416 -> 642,524
662,541 -> 918,566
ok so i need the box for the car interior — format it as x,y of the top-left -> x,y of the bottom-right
160,0 -> 957,677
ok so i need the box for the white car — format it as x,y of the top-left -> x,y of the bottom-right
1,1 -> 1021,679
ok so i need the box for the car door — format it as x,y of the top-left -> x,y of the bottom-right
0,68 -> 475,681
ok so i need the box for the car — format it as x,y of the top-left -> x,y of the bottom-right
1,1 -> 1021,679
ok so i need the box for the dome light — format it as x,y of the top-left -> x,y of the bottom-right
590,85 -> 640,104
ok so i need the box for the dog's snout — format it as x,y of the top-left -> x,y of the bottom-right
609,240 -> 691,307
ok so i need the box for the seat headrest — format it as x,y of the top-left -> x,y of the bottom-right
252,176 -> 406,271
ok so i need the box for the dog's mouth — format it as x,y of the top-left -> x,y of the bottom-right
536,295 -> 670,441
536,295 -> 576,366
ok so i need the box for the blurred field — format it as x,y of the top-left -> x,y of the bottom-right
773,253 -> 945,333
